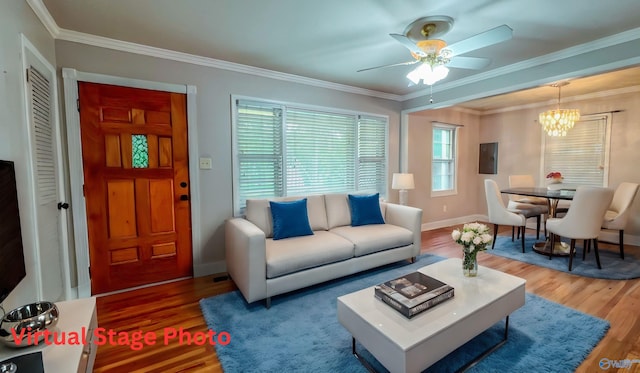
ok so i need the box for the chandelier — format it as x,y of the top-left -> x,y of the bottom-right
538,82 -> 580,136
406,40 -> 451,86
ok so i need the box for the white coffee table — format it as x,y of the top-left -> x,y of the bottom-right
337,258 -> 526,373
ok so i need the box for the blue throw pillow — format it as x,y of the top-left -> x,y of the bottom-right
269,199 -> 314,240
348,193 -> 385,226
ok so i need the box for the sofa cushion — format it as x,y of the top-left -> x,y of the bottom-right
348,193 -> 385,226
326,193 -> 388,229
246,194 -> 328,238
330,224 -> 413,257
269,199 -> 314,240
282,195 -> 328,231
266,231 -> 354,278
325,193 -> 351,229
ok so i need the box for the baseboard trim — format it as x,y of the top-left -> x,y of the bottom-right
422,215 -> 640,247
421,215 -> 487,231
194,260 -> 227,277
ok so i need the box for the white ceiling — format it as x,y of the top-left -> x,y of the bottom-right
39,0 -> 640,109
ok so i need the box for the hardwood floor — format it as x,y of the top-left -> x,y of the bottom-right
93,226 -> 640,372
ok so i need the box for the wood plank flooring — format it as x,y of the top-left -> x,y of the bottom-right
93,226 -> 640,372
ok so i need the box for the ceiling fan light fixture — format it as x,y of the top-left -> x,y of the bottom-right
404,16 -> 454,42
538,82 -> 580,136
414,39 -> 447,55
406,62 -> 449,85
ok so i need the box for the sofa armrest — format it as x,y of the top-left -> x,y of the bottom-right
225,218 -> 268,303
383,203 -> 423,255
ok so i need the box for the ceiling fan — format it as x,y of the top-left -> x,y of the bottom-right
359,16 -> 513,85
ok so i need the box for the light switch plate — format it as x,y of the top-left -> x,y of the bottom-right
199,157 -> 212,169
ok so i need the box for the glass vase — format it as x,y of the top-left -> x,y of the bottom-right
462,249 -> 478,277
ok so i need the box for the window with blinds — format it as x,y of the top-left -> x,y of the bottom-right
432,123 -> 458,194
234,99 -> 388,214
543,114 -> 611,186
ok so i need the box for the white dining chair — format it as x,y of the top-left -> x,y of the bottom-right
546,187 -> 614,271
507,174 -> 549,239
599,182 -> 639,259
484,179 -> 544,252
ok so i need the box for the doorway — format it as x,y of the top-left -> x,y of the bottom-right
62,70 -> 200,297
78,82 -> 193,294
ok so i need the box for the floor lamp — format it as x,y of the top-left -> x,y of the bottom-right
392,173 -> 415,206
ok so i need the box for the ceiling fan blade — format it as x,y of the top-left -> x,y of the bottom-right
389,33 -> 427,57
357,60 -> 418,73
444,24 -> 513,57
447,56 -> 491,70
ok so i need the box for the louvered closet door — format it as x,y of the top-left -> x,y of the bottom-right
27,66 -> 65,301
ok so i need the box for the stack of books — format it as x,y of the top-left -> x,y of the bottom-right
374,271 -> 454,319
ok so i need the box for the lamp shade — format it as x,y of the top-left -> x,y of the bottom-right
392,173 -> 415,190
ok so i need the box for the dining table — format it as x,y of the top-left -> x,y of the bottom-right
500,186 -> 576,257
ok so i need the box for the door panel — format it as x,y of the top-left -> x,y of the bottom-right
79,82 -> 192,294
26,65 -> 65,301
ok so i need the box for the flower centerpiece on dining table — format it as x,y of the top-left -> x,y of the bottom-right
546,171 -> 563,184
451,222 -> 493,277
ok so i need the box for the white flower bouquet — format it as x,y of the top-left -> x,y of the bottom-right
451,222 -> 493,276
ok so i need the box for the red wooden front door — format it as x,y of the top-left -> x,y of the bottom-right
79,82 -> 192,294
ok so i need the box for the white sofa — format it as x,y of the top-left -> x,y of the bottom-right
225,193 -> 423,307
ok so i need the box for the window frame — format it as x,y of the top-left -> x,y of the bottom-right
540,113 -> 612,187
431,122 -> 459,197
231,95 -> 389,216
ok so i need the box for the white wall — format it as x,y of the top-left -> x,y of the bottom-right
0,0 -> 57,309
406,108 -> 484,228
53,40 -> 403,278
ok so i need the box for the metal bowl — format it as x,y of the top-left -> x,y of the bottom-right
0,302 -> 59,348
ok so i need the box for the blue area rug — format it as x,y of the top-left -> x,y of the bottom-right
200,254 -> 609,372
486,234 -> 640,279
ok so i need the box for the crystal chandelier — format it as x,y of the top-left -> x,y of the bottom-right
406,40 -> 451,86
538,82 -> 580,136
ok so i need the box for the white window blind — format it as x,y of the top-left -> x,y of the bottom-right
357,115 -> 387,192
236,100 -> 283,200
285,108 -> 356,195
543,114 -> 610,186
432,123 -> 458,193
234,99 -> 388,214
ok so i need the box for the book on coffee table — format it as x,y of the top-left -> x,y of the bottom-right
374,271 -> 454,319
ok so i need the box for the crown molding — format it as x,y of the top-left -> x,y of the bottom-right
26,0 -> 640,105
479,85 -> 640,115
60,28 -> 403,100
26,0 -> 60,37
402,26 -> 640,102
27,0 -> 402,102
450,106 -> 483,115
58,28 -> 403,101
